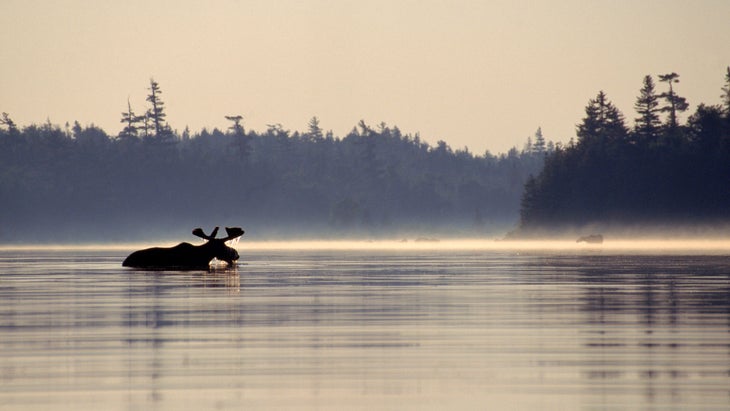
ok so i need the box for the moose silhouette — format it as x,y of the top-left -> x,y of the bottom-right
123,227 -> 244,269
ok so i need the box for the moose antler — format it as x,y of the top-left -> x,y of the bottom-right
192,227 -> 220,241
223,227 -> 244,241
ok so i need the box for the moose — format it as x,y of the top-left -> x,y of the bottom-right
122,227 -> 244,269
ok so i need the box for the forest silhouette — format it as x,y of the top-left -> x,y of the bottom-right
2,69 -> 729,243
516,69 -> 730,236
0,80 -> 547,242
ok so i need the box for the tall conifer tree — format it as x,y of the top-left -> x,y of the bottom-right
658,72 -> 689,130
721,66 -> 730,118
146,78 -> 170,138
119,99 -> 143,139
634,75 -> 661,141
533,127 -> 546,154
577,91 -> 627,144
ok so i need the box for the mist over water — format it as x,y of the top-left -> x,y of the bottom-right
241,238 -> 730,253
3,237 -> 730,254
1,244 -> 729,410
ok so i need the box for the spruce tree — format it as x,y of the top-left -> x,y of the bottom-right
634,75 -> 661,141
119,99 -> 143,139
533,127 -> 546,154
306,116 -> 323,141
577,91 -> 627,144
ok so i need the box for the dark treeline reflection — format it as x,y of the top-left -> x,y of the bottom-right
0,115 -> 547,242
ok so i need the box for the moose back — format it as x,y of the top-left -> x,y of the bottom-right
123,227 -> 244,269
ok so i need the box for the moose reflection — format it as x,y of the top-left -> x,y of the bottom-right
123,227 -> 244,269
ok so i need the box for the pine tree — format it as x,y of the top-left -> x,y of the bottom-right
224,115 -> 250,159
577,91 -> 627,144
141,113 -> 151,139
146,78 -> 170,138
658,72 -> 689,130
225,115 -> 244,136
634,75 -> 661,141
306,116 -> 323,141
533,127 -> 546,154
0,112 -> 17,133
119,99 -> 143,139
721,66 -> 730,118
523,136 -> 533,154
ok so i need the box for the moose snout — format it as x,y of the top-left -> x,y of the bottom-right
223,247 -> 239,264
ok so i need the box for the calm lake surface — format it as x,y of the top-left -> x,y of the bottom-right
1,243 -> 729,410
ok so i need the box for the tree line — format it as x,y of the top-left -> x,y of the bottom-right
516,69 -> 730,235
0,79 -> 550,242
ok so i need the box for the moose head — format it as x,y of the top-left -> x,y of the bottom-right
122,226 -> 245,269
191,226 -> 243,265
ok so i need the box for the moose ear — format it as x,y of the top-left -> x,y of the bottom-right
209,226 -> 219,239
224,227 -> 244,240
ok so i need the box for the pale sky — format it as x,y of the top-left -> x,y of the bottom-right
2,0 -> 729,153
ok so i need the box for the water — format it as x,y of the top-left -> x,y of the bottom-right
1,244 -> 729,410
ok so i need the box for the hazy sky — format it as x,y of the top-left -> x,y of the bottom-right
2,0 -> 729,153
